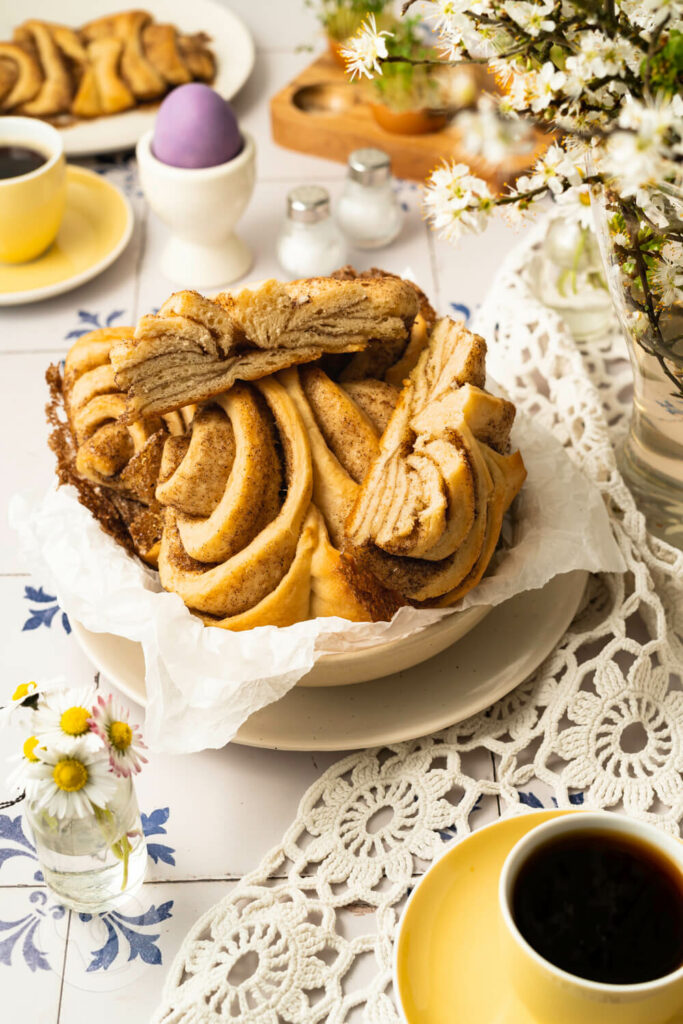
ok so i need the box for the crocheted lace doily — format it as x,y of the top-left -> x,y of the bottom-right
152,221 -> 683,1024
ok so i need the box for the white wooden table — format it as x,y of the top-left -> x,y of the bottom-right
0,4 -> 538,1020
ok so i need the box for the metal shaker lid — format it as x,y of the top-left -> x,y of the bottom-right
348,148 -> 391,186
287,185 -> 331,223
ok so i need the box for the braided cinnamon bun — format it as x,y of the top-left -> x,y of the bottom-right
48,271 -> 526,629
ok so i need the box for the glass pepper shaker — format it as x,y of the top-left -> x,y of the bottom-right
276,185 -> 347,278
336,148 -> 403,250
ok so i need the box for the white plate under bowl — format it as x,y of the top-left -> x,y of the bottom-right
0,0 -> 255,157
71,569 -> 587,750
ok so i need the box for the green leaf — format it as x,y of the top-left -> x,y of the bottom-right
550,44 -> 567,70
642,30 -> 683,96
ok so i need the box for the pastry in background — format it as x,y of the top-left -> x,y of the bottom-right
0,10 -> 215,121
0,42 -> 43,108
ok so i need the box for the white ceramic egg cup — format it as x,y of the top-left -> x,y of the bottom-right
136,130 -> 255,289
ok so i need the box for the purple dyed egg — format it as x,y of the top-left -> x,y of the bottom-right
152,84 -> 243,168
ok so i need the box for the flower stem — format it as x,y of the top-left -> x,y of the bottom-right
94,803 -> 134,891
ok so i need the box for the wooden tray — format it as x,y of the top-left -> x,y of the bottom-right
270,52 -> 548,187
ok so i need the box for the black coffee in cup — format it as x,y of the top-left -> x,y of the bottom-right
0,145 -> 47,180
512,829 -> 683,984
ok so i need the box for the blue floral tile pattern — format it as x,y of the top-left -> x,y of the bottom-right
449,301 -> 471,323
0,813 -> 38,873
22,586 -> 71,635
78,902 -> 173,972
91,156 -> 142,198
657,399 -> 683,416
0,807 -> 175,878
141,808 -> 176,866
0,891 -> 65,971
65,309 -> 127,340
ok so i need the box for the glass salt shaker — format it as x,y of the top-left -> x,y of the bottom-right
337,148 -> 403,250
276,185 -> 347,278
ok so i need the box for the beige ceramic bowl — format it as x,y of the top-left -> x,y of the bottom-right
299,604 -> 490,687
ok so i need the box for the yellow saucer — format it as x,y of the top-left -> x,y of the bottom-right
397,811 -> 683,1024
0,165 -> 133,305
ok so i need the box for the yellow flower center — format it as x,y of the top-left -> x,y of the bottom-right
23,736 -> 40,762
53,759 -> 88,792
13,681 -> 36,701
109,721 -> 132,751
60,706 -> 91,736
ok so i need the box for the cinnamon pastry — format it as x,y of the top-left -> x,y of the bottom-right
77,38 -> 135,117
0,42 -> 43,109
141,24 -> 192,86
82,10 -> 165,101
48,271 -> 526,629
157,376 -> 313,618
0,60 -> 15,107
345,318 -> 526,604
280,367 -> 384,547
176,33 -> 215,82
227,276 -> 418,352
0,10 -> 214,121
110,277 -> 419,420
60,326 -> 194,564
13,21 -> 74,116
330,265 -> 437,384
155,370 -> 401,627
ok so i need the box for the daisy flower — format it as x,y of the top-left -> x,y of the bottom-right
341,14 -> 391,81
33,686 -> 99,748
1,678 -> 61,725
5,735 -> 45,795
26,738 -> 117,819
89,695 -> 147,777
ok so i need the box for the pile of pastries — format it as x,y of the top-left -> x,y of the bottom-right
47,269 -> 526,630
0,11 -> 214,121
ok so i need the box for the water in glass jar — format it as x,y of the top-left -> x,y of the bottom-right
27,777 -> 147,912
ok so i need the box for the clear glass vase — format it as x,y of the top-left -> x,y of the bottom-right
591,187 -> 683,549
26,776 -> 147,912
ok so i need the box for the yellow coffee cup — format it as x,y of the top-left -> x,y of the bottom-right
499,812 -> 683,1024
0,117 -> 66,264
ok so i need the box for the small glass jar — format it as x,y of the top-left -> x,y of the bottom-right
25,776 -> 147,912
276,185 -> 347,278
527,209 -> 612,342
336,148 -> 403,250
